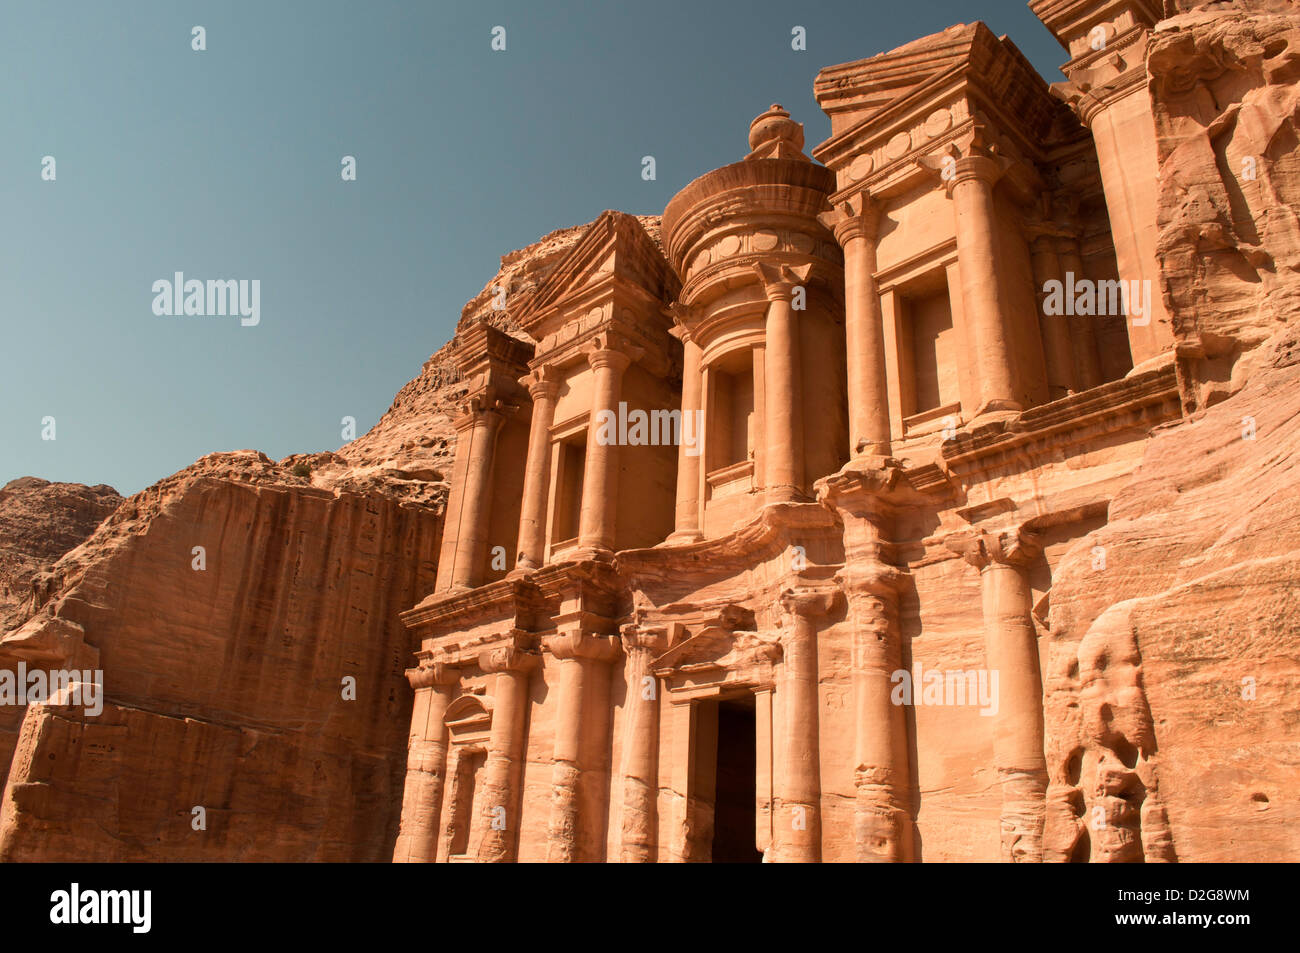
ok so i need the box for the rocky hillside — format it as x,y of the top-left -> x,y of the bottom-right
0,478 -> 121,631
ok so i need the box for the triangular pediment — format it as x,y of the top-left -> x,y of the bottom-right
652,626 -> 780,680
814,21 -> 1070,168
814,23 -> 986,127
510,210 -> 677,335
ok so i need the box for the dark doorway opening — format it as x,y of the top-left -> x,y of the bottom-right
711,695 -> 762,863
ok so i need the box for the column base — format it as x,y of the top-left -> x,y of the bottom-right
852,438 -> 892,458
569,545 -> 615,563
969,398 -> 1023,428
661,529 -> 704,547
764,485 -> 812,505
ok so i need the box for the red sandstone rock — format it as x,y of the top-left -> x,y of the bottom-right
0,478 -> 121,632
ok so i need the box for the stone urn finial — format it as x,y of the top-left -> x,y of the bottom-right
746,104 -> 808,161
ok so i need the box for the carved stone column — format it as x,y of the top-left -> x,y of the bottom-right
772,586 -> 838,862
577,337 -> 638,558
947,528 -> 1048,862
755,262 -> 812,503
475,638 -> 539,863
512,366 -> 562,574
948,156 -> 1022,417
392,659 -> 461,863
448,398 -> 506,590
819,462 -> 913,862
617,624 -> 669,862
544,630 -> 621,862
819,194 -> 891,457
667,310 -> 704,544
1057,236 -> 1103,390
1028,231 -> 1077,400
1067,83 -> 1171,367
846,564 -> 912,862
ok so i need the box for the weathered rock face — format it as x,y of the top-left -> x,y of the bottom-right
0,451 -> 443,860
0,478 -> 121,631
1150,0 -> 1300,411
0,219 -> 616,861
1030,0 -> 1300,863
1043,324 -> 1300,863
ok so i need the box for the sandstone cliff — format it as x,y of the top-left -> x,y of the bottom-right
1038,0 -> 1300,863
1043,321 -> 1300,862
0,478 -> 122,632
1151,0 -> 1300,410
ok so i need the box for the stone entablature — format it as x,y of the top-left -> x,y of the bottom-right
813,24 -> 1069,198
1031,0 -> 1162,82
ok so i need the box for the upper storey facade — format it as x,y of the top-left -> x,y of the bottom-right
428,19 -> 1177,577
813,21 -> 1155,456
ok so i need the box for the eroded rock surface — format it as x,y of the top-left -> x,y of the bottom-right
1044,324 -> 1300,863
0,478 -> 121,631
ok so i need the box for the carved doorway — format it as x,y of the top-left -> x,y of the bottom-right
710,695 -> 762,863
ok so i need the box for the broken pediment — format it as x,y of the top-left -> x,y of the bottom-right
509,210 -> 679,338
652,626 -> 781,684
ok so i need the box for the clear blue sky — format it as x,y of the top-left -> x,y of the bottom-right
1,1 -> 1064,495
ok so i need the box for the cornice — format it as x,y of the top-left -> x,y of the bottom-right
941,363 -> 1180,477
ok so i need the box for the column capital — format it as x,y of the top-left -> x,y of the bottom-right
520,364 -> 562,401
584,332 -> 642,372
479,634 -> 541,675
405,657 -> 462,690
834,563 -> 907,600
452,393 -> 510,433
1022,189 -> 1083,244
946,155 -> 1006,195
1053,231 -> 1084,257
945,527 -> 1043,572
816,458 -> 905,507
544,630 -> 622,664
818,192 -> 881,245
1052,68 -> 1146,127
778,585 -> 842,620
619,622 -> 672,657
664,302 -> 697,343
753,262 -> 813,302
917,118 -> 1012,196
